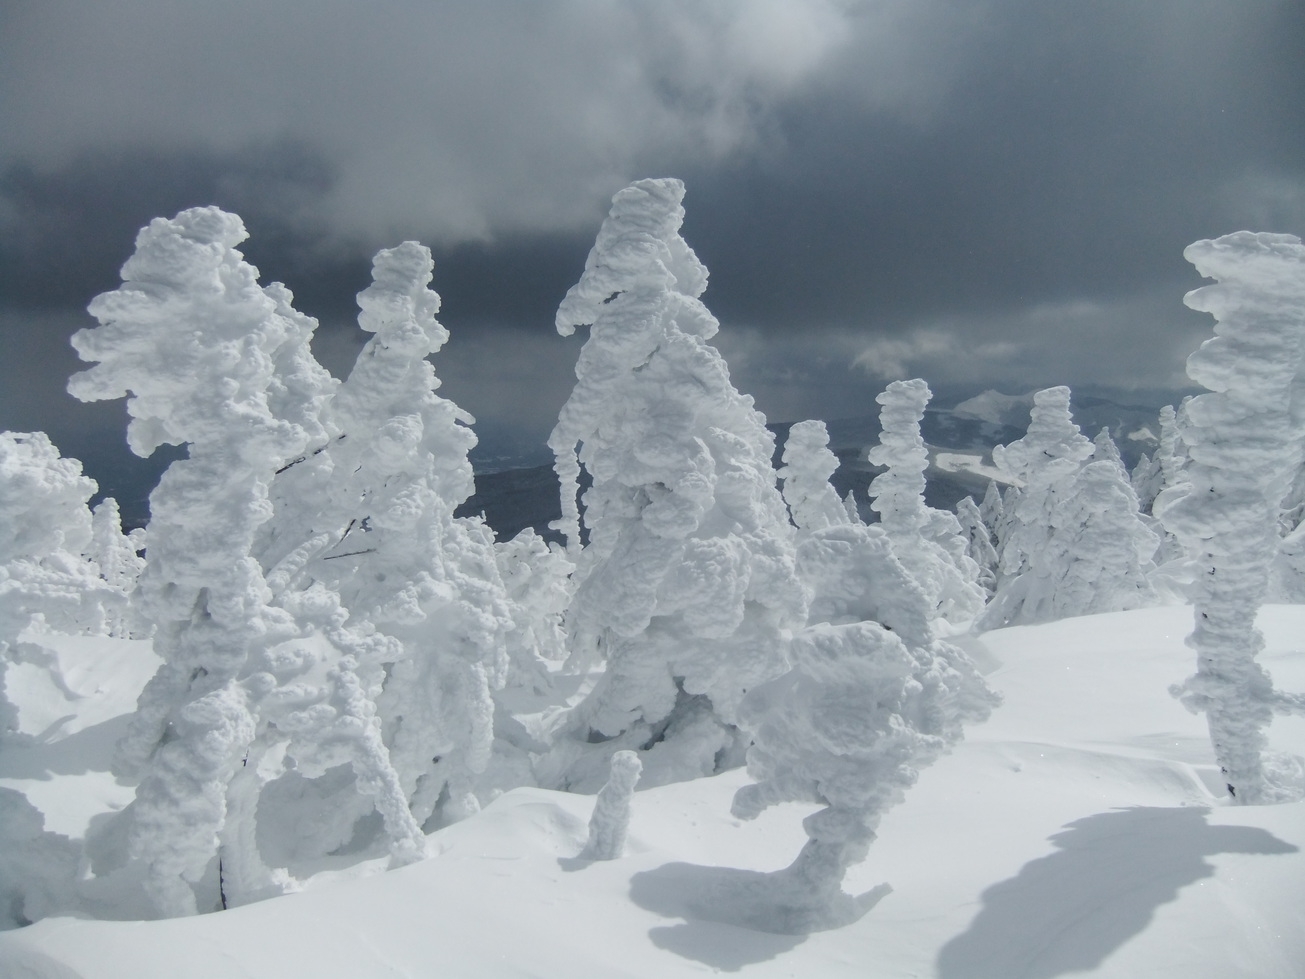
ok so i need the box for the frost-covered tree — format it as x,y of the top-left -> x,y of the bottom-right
732,387 -> 999,927
779,420 -> 852,534
1040,460 -> 1159,619
1154,231 -> 1305,803
544,178 -> 805,789
68,207 -> 336,916
954,495 -> 998,598
0,788 -> 80,929
1,432 -> 142,740
867,379 -> 985,631
979,387 -> 1095,628
731,620 -> 995,932
255,241 -> 522,841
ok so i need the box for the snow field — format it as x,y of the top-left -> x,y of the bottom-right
1,604 -> 1301,978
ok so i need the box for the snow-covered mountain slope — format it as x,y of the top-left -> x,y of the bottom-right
2,605 -> 1302,978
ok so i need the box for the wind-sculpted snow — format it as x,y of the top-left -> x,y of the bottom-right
1154,231 -> 1305,803
867,379 -> 985,631
779,420 -> 853,533
980,386 -> 1157,628
546,179 -> 805,789
730,618 -> 997,932
1,433 -> 142,741
68,207 -> 332,916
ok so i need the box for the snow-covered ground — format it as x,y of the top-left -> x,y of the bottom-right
2,605 -> 1303,978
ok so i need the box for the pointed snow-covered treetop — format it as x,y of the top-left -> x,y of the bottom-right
1155,231 -> 1305,803
545,178 -> 804,788
70,207 -> 332,461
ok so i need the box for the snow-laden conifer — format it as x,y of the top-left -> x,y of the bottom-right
954,495 -> 998,598
867,379 -> 985,631
979,387 -> 1095,628
779,420 -> 851,533
1154,231 -> 1305,803
545,178 -> 805,789
285,242 -> 514,831
68,207 -> 333,915
731,618 -> 995,932
731,383 -> 998,929
1,432 -> 143,741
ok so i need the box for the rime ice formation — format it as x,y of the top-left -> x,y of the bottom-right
955,495 -> 998,597
980,387 -> 1096,628
1154,231 -> 1305,803
304,242 -> 513,831
779,420 -> 853,533
734,383 -> 998,926
581,750 -> 642,860
1040,460 -> 1159,619
731,617 -> 997,932
867,380 -> 985,631
1,432 -> 142,739
69,207 -> 335,915
545,178 -> 805,789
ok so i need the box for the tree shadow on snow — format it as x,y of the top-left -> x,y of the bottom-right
936,806 -> 1298,979
628,861 -> 891,971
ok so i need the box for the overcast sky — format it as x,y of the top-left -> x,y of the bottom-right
3,0 -> 1303,482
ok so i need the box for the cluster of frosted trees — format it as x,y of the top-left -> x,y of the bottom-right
1,180 -> 1301,932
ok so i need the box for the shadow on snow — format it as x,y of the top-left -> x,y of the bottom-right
936,806 -> 1298,979
628,861 -> 891,971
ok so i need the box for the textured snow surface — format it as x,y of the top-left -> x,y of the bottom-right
2,605 -> 1302,978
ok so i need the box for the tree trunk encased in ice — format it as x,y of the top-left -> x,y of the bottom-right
1154,230 -> 1305,804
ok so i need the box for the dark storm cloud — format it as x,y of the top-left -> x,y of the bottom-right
684,0 -> 1305,331
2,0 -> 1303,479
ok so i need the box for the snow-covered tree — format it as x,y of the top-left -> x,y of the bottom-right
979,387 -> 1095,628
867,379 -> 985,631
954,495 -> 998,597
779,420 -> 853,534
68,206 -> 336,916
981,389 -> 1159,628
731,384 -> 999,926
1154,231 -> 1305,803
544,178 -> 805,790
1040,460 -> 1159,619
731,620 -> 996,932
252,241 -> 524,846
1,432 -> 142,740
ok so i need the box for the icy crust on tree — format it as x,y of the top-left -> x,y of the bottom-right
954,495 -> 998,598
68,207 -> 339,915
271,242 -> 513,831
736,391 -> 999,926
545,179 -> 805,789
866,380 -> 985,631
1,433 -> 143,740
1154,231 -> 1305,803
730,619 -> 997,932
779,420 -> 853,533
984,395 -> 1160,629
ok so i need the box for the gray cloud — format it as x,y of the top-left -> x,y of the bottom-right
2,0 -> 1303,486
